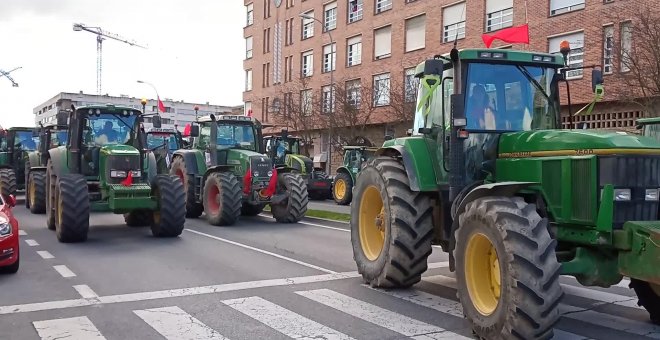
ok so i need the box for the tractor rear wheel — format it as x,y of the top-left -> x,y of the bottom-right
150,175 -> 186,237
28,171 -> 46,214
45,160 -> 56,230
0,168 -> 17,199
203,172 -> 241,226
241,202 -> 265,216
455,196 -> 562,340
630,279 -> 660,325
55,174 -> 90,243
351,157 -> 433,288
271,172 -> 308,223
333,172 -> 352,205
170,156 -> 203,218
124,210 -> 152,227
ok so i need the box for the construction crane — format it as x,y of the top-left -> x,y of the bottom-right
73,23 -> 147,95
0,67 -> 21,87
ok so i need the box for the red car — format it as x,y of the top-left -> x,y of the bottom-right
0,194 -> 19,274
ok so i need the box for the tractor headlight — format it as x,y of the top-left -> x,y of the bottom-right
110,170 -> 127,178
267,171 -> 273,177
614,188 -> 632,201
645,189 -> 659,201
253,171 -> 259,177
130,170 -> 141,177
0,222 -> 11,236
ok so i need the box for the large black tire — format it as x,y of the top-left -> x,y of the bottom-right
55,174 -> 90,243
0,254 -> 19,274
24,162 -> 30,208
169,156 -> 203,218
630,279 -> 660,325
271,172 -> 308,223
455,196 -> 562,340
124,210 -> 152,227
351,157 -> 433,288
28,171 -> 47,214
0,168 -> 17,199
203,172 -> 241,226
45,160 -> 56,230
241,202 -> 265,216
333,171 -> 353,205
150,175 -> 186,237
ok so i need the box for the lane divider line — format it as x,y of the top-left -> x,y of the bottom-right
36,251 -> 54,259
257,214 -> 350,232
18,230 -> 27,236
53,265 -> 76,278
73,285 -> 99,299
25,239 -> 39,246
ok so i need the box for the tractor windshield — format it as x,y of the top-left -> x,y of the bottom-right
83,113 -> 137,146
14,131 -> 39,151
147,133 -> 179,151
50,130 -> 68,148
643,123 -> 660,141
199,123 -> 257,151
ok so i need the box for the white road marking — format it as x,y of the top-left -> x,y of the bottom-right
134,306 -> 228,340
37,251 -> 54,259
18,230 -> 27,236
224,296 -> 354,339
73,285 -> 99,299
185,228 -> 336,274
296,289 -> 471,339
25,239 -> 39,246
33,316 -> 106,340
53,265 -> 76,278
427,261 -> 449,269
258,213 -> 350,231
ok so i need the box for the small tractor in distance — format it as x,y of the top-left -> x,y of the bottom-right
264,130 -> 332,200
45,104 -> 186,242
146,127 -> 184,174
25,120 -> 69,213
351,44 -> 660,339
169,114 -> 308,226
0,127 -> 40,198
332,145 -> 378,205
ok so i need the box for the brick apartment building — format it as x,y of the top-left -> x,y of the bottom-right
243,0 -> 655,171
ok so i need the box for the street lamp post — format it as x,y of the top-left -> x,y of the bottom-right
299,13 -> 334,174
137,79 -> 160,112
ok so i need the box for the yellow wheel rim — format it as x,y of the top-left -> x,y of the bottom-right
358,186 -> 385,261
57,190 -> 63,226
465,233 -> 501,316
29,178 -> 36,207
334,179 -> 346,200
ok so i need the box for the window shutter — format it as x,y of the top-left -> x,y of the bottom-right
405,15 -> 426,52
443,2 -> 466,26
486,0 -> 512,13
374,26 -> 392,59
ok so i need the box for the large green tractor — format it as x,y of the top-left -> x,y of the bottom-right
25,120 -> 69,213
351,45 -> 660,339
0,127 -> 40,197
332,145 -> 378,205
264,131 -> 332,200
169,115 -> 308,225
45,104 -> 186,242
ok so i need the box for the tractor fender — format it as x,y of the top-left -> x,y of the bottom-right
375,146 -> 421,191
47,148 -> 68,177
447,181 -> 537,271
172,150 -> 203,175
201,165 -> 236,188
334,167 -> 352,182
26,152 -> 40,170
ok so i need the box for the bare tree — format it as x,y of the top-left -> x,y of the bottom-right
386,76 -> 418,124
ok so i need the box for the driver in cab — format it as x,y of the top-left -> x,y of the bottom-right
467,85 -> 496,130
95,121 -> 119,144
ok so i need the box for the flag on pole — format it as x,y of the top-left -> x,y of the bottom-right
157,97 -> 166,113
246,108 -> 253,117
482,24 -> 530,48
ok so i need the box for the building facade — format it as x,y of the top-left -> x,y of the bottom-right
244,0 -> 656,171
34,92 -> 241,130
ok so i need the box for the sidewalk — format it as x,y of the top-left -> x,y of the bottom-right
308,200 -> 350,215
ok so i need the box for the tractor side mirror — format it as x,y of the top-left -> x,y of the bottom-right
190,125 -> 200,137
152,115 -> 162,128
423,59 -> 444,76
56,111 -> 68,126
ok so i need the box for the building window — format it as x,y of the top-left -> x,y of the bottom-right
246,36 -> 253,59
485,0 -> 513,32
302,11 -> 314,39
374,26 -> 392,60
323,43 -> 336,73
301,89 -> 313,116
373,73 -> 391,107
286,0 -> 295,8
246,3 -> 254,26
620,21 -> 632,72
347,35 -> 362,66
549,0 -> 585,16
443,3 -> 466,42
262,63 -> 271,87
245,69 -> 253,91
244,101 -> 252,117
346,79 -> 361,108
405,14 -> 426,52
322,85 -> 335,114
375,0 -> 392,14
302,50 -> 314,77
284,55 -> 293,82
263,0 -> 271,18
263,28 -> 271,53
348,0 -> 363,23
404,68 -> 419,103
261,97 -> 270,122
285,19 -> 294,46
549,32 -> 584,79
603,25 -> 614,74
324,2 -> 337,31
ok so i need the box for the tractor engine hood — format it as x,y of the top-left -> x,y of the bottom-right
498,130 -> 660,157
100,144 -> 140,156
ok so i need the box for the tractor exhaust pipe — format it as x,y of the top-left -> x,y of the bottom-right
448,48 -> 466,202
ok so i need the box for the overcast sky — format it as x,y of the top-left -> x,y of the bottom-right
0,0 -> 244,128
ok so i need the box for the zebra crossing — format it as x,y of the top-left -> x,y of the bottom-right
22,274 -> 660,340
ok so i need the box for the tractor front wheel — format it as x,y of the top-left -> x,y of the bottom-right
55,174 -> 90,243
333,172 -> 352,205
271,172 -> 308,223
151,175 -> 186,237
124,210 -> 152,227
28,171 -> 46,214
351,157 -> 433,288
630,279 -> 660,325
170,156 -> 203,218
203,172 -> 241,226
0,168 -> 17,199
45,160 -> 56,230
455,196 -> 562,340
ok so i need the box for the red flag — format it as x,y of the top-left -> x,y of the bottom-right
264,168 -> 278,197
121,171 -> 133,186
243,168 -> 252,194
183,123 -> 191,137
246,108 -> 253,117
157,97 -> 166,113
481,24 -> 529,48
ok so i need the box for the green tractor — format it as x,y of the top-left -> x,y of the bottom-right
25,120 -> 69,213
264,130 -> 332,200
332,145 -> 378,205
0,127 -> 40,197
45,105 -> 186,242
351,44 -> 660,339
169,114 -> 308,225
146,127 -> 184,173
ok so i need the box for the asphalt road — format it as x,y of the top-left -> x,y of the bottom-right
308,199 -> 350,214
1,196 -> 659,340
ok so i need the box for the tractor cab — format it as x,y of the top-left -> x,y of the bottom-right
0,127 -> 40,196
146,127 -> 183,171
637,117 -> 660,141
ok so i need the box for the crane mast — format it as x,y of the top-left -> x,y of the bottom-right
73,23 -> 147,95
